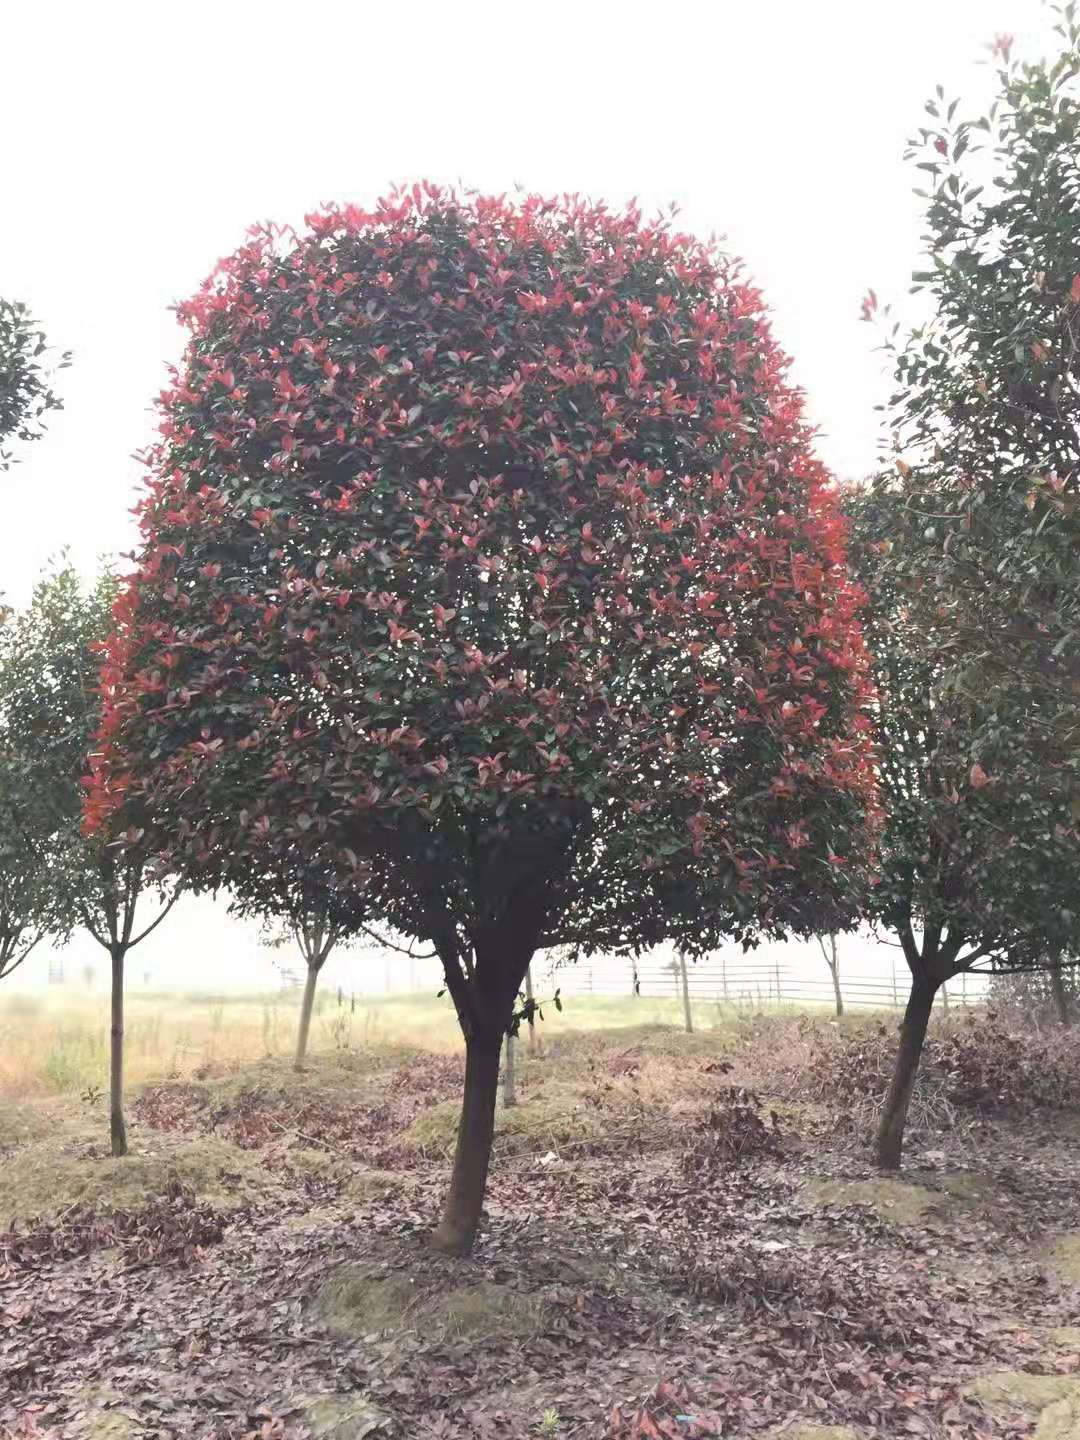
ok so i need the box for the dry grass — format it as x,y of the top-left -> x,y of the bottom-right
0,988 -> 456,1101
0,986 -> 790,1103
0,1115 -> 284,1228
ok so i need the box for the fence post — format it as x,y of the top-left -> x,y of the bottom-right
774,958 -> 782,1006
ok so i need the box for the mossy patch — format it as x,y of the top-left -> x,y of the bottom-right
68,1385 -> 144,1437
0,1099 -> 49,1151
938,1170 -> 995,1202
0,1131 -> 281,1227
297,1392 -> 386,1438
803,1177 -> 936,1225
1037,1390 -> 1080,1439
1046,1233 -> 1080,1287
344,1169 -> 403,1202
318,1265 -> 544,1343
1047,1326 -> 1080,1350
966,1371 -> 1080,1418
763,1427 -> 860,1440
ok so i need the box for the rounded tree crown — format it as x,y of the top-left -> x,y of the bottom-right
88,185 -> 877,953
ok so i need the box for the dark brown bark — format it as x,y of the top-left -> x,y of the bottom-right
431,1031 -> 503,1255
110,945 -> 127,1158
876,975 -> 937,1170
1051,966 -> 1072,1027
295,961 -> 321,1070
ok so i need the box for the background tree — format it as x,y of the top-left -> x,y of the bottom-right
815,932 -> 843,1016
990,965 -> 1078,1026
864,11 -> 1080,749
0,755 -> 66,981
851,12 -> 1080,1169
87,186 -> 879,1254
846,486 -> 1080,1169
0,567 -> 180,1155
0,300 -> 69,472
232,858 -> 363,1070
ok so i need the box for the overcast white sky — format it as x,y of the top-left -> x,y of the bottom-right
0,0 -> 1041,991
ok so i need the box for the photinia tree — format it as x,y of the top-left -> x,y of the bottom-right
851,12 -> 1080,1168
0,299 -> 69,473
864,13 -> 1080,745
846,486 -> 1080,1168
87,186 -> 878,1253
0,758 -> 65,982
0,567 -> 181,1156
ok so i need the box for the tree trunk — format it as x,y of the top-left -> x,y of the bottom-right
524,965 -> 540,1054
1051,967 -> 1072,1027
503,1031 -> 517,1108
876,976 -> 937,1171
110,945 -> 127,1158
295,961 -> 320,1070
678,951 -> 693,1034
431,1031 -> 503,1256
826,935 -> 843,1017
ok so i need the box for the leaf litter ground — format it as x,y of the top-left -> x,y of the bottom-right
2,1019 -> 1079,1439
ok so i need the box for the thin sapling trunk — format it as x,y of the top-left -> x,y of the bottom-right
503,1030 -> 517,1107
1051,966 -> 1072,1027
110,944 -> 127,1157
678,951 -> 693,1034
295,960 -> 321,1070
524,965 -> 540,1054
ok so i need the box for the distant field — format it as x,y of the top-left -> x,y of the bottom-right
0,984 -> 795,1100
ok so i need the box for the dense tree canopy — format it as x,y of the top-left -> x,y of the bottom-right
852,12 -> 1080,1168
847,487 -> 1080,1165
866,12 -> 1080,742
0,299 -> 68,472
0,567 -> 180,1153
0,753 -> 65,982
87,186 -> 879,1249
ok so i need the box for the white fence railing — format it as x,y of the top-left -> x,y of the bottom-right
536,956 -> 987,1011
